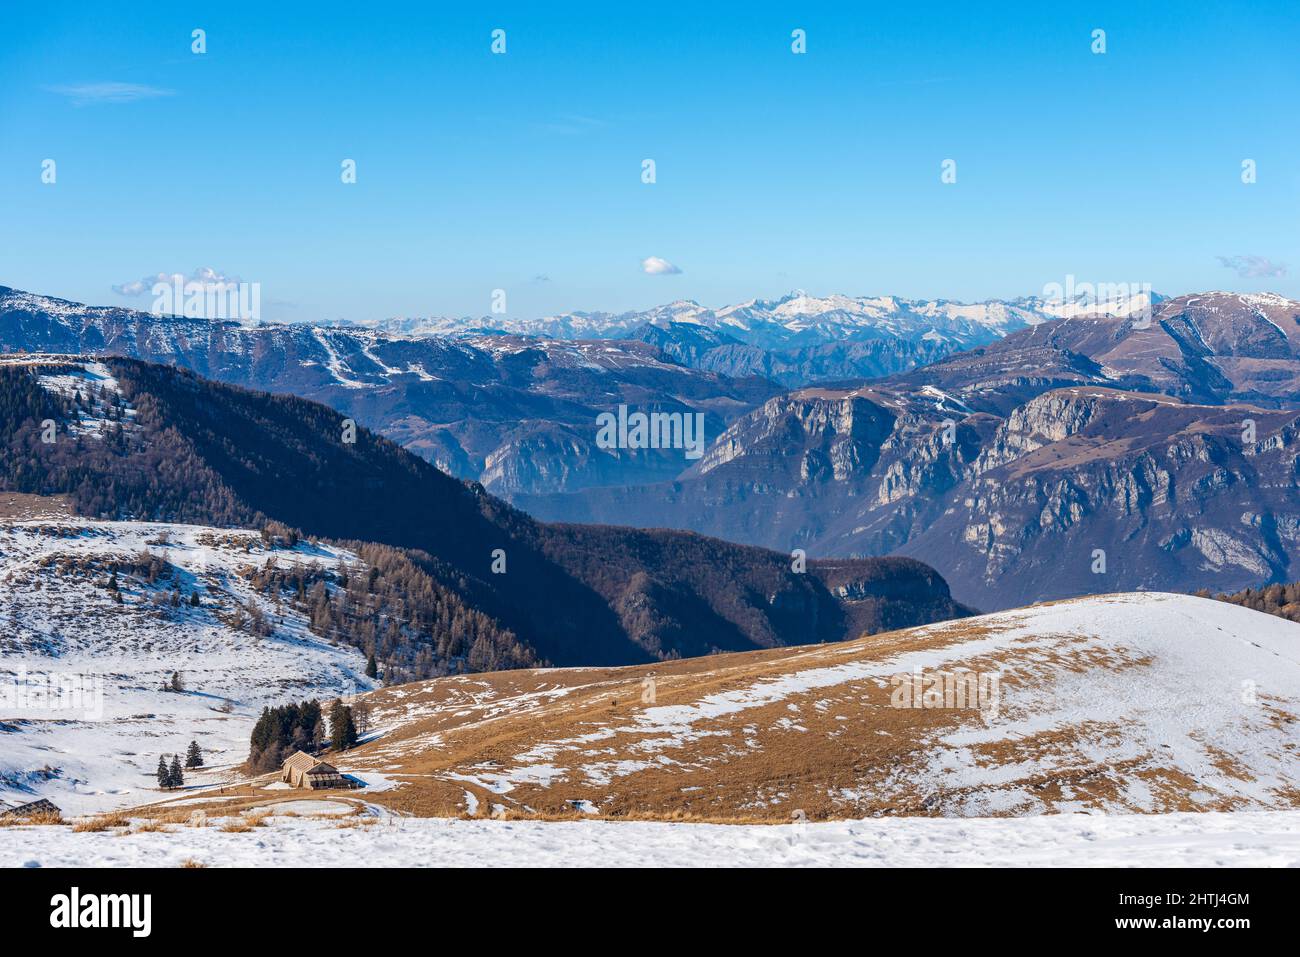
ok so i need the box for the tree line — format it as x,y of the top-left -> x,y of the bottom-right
1199,581 -> 1300,624
245,542 -> 538,683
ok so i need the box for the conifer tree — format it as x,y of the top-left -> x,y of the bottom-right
352,700 -> 373,735
169,755 -> 184,788
156,755 -> 170,788
185,740 -> 204,769
329,700 -> 357,751
365,653 -> 378,679
328,698 -> 344,738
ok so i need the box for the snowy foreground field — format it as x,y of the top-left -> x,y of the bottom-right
6,811 -> 1300,868
0,513 -> 374,815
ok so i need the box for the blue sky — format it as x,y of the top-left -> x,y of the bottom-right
1,1 -> 1297,321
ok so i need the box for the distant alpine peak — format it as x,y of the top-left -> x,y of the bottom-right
564,292 -> 1134,347
306,289 -> 1178,343
1183,290 -> 1293,310
1030,287 -> 1165,319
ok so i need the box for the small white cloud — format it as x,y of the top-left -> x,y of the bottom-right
641,256 -> 682,275
46,82 -> 175,106
113,267 -> 242,297
1217,255 -> 1287,278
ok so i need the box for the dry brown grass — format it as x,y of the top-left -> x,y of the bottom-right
153,810 -> 191,825
294,598 -> 1300,824
0,492 -> 72,521
179,858 -> 207,868
131,820 -> 172,833
331,816 -> 378,828
218,810 -> 271,833
0,809 -> 64,826
329,625 -> 976,822
92,594 -> 1300,824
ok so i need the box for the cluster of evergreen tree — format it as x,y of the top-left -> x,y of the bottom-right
155,739 -> 202,787
247,698 -> 366,770
155,754 -> 184,789
247,700 -> 324,772
1200,582 -> 1300,624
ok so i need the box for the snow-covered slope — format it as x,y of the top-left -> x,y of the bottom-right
7,809 -> 1300,868
0,511 -> 375,814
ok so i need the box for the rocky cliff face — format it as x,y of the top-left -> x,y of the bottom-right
695,392 -> 896,484
521,293 -> 1300,609
970,389 -> 1114,474
900,395 -> 1300,607
530,385 -> 1300,609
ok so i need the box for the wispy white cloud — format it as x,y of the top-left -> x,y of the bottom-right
113,267 -> 241,297
641,256 -> 682,275
1217,255 -> 1288,278
46,82 -> 175,106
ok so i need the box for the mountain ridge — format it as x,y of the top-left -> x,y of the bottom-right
0,354 -> 971,668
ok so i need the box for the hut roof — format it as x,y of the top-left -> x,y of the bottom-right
283,750 -> 322,773
0,798 -> 60,817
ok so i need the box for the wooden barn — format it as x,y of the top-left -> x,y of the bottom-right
280,751 -> 356,789
0,798 -> 61,820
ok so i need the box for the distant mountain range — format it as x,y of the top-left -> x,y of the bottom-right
4,283 -> 1297,610
0,284 -> 1159,495
0,286 -> 778,495
335,289 -> 1163,387
341,289 -> 1158,345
